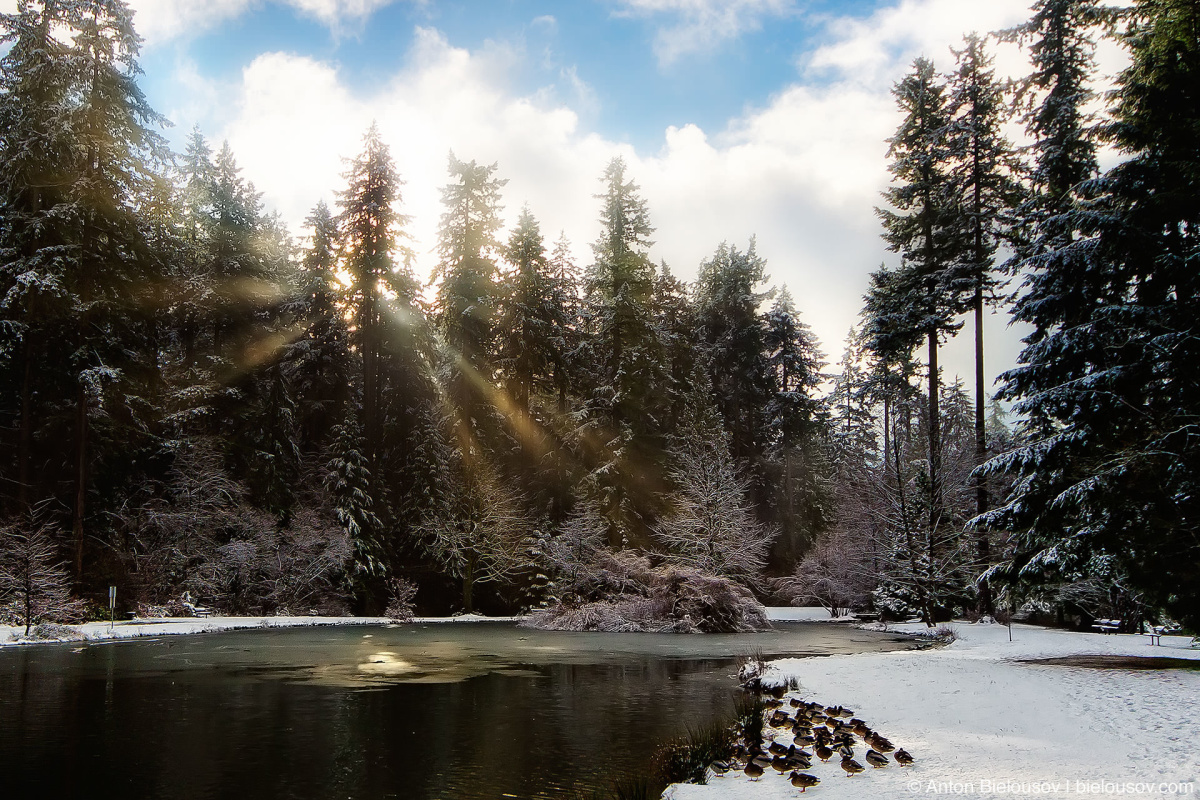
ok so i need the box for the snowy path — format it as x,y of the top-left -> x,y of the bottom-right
666,619 -> 1200,800
0,613 -> 522,645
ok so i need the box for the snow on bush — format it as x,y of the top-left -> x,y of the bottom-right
115,441 -> 353,615
522,550 -> 770,633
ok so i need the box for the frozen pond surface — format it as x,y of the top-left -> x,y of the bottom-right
0,621 -> 912,799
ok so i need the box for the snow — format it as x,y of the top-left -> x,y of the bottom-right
0,613 -> 524,646
666,620 -> 1200,800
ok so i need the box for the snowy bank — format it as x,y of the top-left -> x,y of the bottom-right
666,621 -> 1200,800
0,613 -> 524,646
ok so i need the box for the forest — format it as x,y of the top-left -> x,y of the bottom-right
0,0 -> 1197,633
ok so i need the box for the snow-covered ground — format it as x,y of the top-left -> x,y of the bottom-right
667,618 -> 1200,800
0,613 -> 522,645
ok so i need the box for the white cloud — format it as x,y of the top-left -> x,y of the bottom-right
611,0 -> 795,65
175,0 -> 1132,392
126,0 -> 399,46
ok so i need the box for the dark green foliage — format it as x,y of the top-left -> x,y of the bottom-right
989,0 -> 1200,629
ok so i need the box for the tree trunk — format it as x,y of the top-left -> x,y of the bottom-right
926,328 -> 941,533
462,560 -> 474,614
974,284 -> 993,615
72,382 -> 88,582
17,347 -> 32,515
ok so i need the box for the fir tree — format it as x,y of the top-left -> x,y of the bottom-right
434,153 -> 507,460
944,33 -> 1024,612
989,0 -> 1200,628
876,57 -> 963,537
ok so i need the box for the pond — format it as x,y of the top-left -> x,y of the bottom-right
0,621 -> 913,799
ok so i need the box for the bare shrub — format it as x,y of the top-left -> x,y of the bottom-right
778,527 -> 875,617
0,524 -> 85,634
115,441 -> 352,615
385,578 -> 418,622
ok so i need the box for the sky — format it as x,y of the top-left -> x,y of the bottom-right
5,0 -> 1130,394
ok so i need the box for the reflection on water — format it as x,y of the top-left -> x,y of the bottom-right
0,622 -> 910,799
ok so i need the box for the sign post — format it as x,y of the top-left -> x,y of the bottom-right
109,586 -> 116,631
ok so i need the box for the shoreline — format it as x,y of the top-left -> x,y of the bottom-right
664,621 -> 1199,800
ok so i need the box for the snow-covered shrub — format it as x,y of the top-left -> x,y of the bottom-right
385,578 -> 418,622
778,527 -> 874,617
115,442 -> 353,615
0,523 -> 86,634
23,622 -> 85,641
522,550 -> 769,633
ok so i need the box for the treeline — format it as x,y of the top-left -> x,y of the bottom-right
798,0 -> 1200,632
0,2 -> 828,618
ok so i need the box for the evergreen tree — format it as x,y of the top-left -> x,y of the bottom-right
945,33 -> 1024,612
434,153 -> 507,460
990,0 -> 1200,628
693,240 -> 773,468
495,206 -> 566,415
338,124 -> 405,474
580,157 -> 664,546
285,201 -> 352,453
876,57 -> 963,537
762,289 -> 830,564
0,0 -> 169,580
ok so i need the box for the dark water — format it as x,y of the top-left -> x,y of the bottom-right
0,621 -> 910,799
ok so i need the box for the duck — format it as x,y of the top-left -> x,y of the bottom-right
841,756 -> 866,777
840,707 -> 855,718
853,721 -> 872,738
869,734 -> 895,753
835,742 -> 854,759
794,732 -> 815,746
790,772 -> 820,792
825,705 -> 844,716
772,755 -> 792,773
788,751 -> 813,770
769,741 -> 790,756
789,698 -> 803,708
894,748 -> 915,766
865,749 -> 889,768
815,745 -> 834,762
743,760 -> 765,780
710,760 -> 730,775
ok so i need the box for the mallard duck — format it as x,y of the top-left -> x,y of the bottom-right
769,741 -> 790,756
825,717 -> 840,729
869,734 -> 895,753
894,748 -> 915,766
840,708 -> 855,718
772,755 -> 792,773
743,760 -> 765,780
790,772 -> 820,792
789,698 -> 803,708
841,757 -> 866,776
765,698 -> 784,709
825,705 -> 843,716
815,745 -> 834,762
865,749 -> 889,768
710,760 -> 730,775
853,722 -> 872,738
835,742 -> 854,759
794,732 -> 815,746
788,753 -> 813,770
